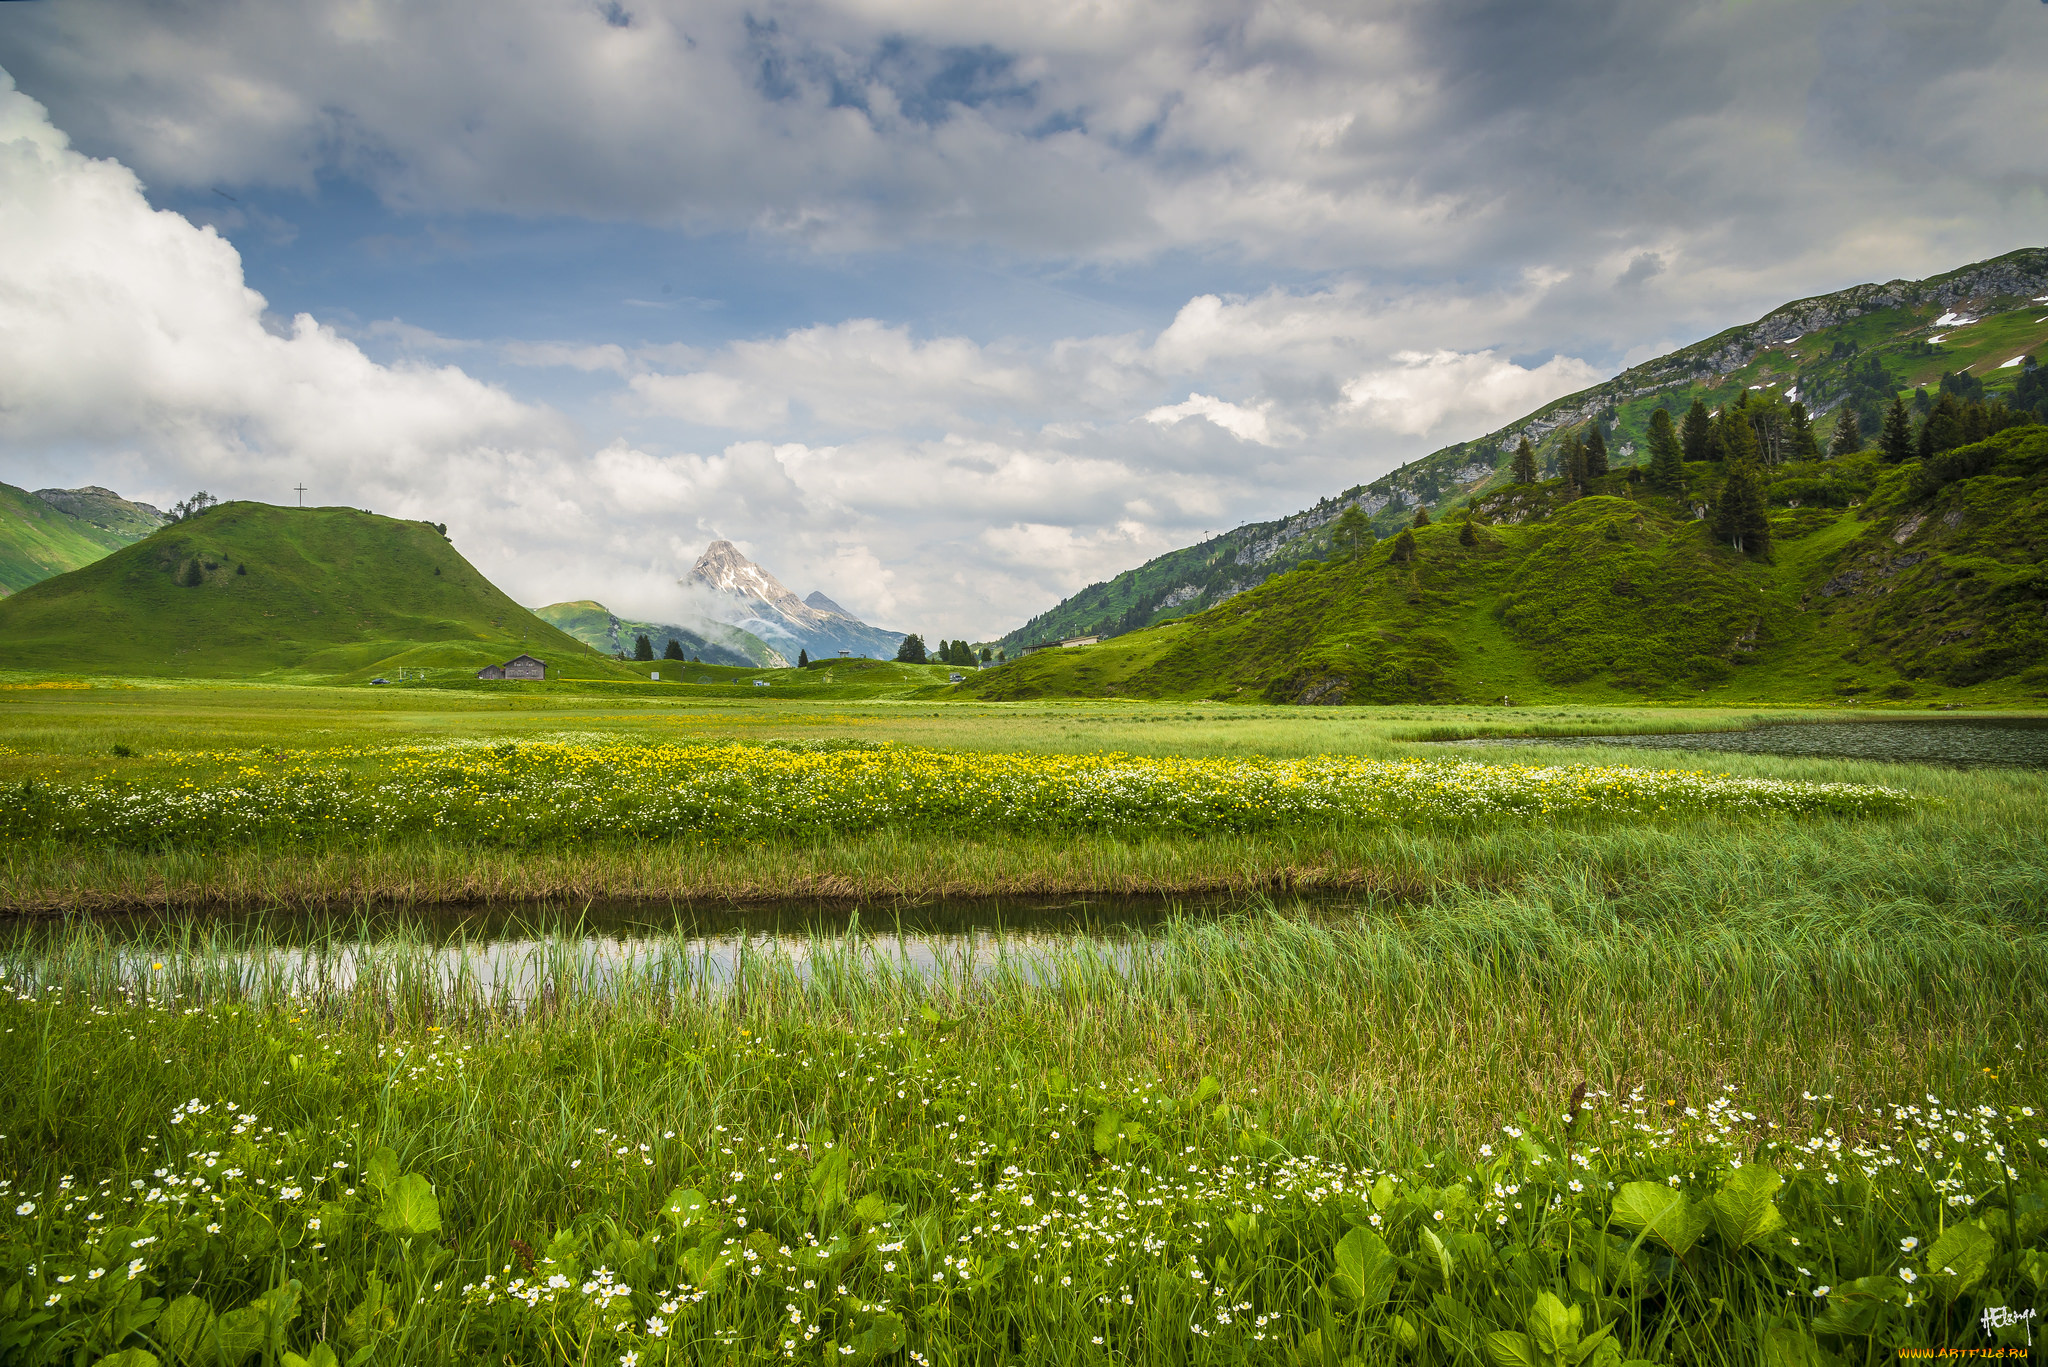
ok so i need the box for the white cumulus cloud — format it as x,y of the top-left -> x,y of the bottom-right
1143,393 -> 1281,445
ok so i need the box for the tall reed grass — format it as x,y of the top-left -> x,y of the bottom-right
1,898 -> 2042,1363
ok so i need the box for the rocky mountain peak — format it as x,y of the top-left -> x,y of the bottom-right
686,540 -> 805,613
804,591 -> 854,618
677,541 -> 905,661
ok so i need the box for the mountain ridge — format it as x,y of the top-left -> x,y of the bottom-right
996,247 -> 2048,651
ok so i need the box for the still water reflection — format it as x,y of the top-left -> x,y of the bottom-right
10,897 -> 1203,1004
1439,717 -> 2048,769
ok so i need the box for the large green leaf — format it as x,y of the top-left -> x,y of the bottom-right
153,1295 -> 215,1366
1924,1221 -> 1997,1297
210,1307 -> 266,1366
845,1312 -> 905,1363
807,1147 -> 851,1219
1761,1321 -> 1827,1367
661,1187 -> 707,1225
362,1150 -> 400,1199
1483,1331 -> 1537,1367
1709,1166 -> 1785,1250
89,1351 -> 159,1367
1417,1227 -> 1455,1286
1330,1226 -> 1396,1310
1527,1293 -> 1581,1359
1610,1183 -> 1710,1257
377,1173 -> 441,1237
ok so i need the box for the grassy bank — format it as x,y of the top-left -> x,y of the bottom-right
0,906 -> 2042,1363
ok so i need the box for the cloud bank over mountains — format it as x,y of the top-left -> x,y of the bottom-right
0,0 -> 2042,635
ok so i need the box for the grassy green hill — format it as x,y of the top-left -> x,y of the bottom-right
533,600 -> 784,668
32,486 -> 167,541
965,426 -> 2048,706
0,482 -> 135,597
1000,247 -> 2048,651
0,502 -> 636,683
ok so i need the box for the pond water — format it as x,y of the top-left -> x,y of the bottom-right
1,896 -> 1218,1003
1438,716 -> 2048,769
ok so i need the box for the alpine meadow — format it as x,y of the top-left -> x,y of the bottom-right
3,7 -> 2048,1365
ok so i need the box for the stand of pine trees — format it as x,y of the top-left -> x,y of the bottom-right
1710,461 -> 1771,558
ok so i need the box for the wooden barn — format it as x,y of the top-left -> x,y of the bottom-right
477,654 -> 545,681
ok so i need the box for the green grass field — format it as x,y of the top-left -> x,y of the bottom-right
2,689 -> 2044,1361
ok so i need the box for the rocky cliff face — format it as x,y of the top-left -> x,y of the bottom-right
682,541 -> 905,659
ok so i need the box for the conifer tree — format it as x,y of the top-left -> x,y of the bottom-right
633,634 -> 654,661
1411,504 -> 1430,528
1510,436 -> 1537,484
1583,424 -> 1609,478
1646,408 -> 1684,492
1714,402 -> 1760,464
1919,392 -> 1966,459
1789,402 -> 1820,459
1458,518 -> 1478,547
798,648 -> 810,668
894,634 -> 928,664
664,639 -> 685,660
1389,529 -> 1416,563
1879,396 -> 1915,463
1681,399 -> 1713,463
1829,409 -> 1862,456
1332,504 -> 1370,559
1710,461 -> 1772,557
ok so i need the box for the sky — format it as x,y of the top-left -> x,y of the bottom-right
0,1 -> 2043,638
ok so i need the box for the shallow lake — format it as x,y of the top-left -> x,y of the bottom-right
1437,716 -> 2048,769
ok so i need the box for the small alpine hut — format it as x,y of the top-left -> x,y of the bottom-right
477,654 -> 545,681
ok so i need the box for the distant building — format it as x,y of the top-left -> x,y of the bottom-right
1018,642 -> 1057,655
477,654 -> 545,681
1060,635 -> 1102,648
753,679 -> 770,687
